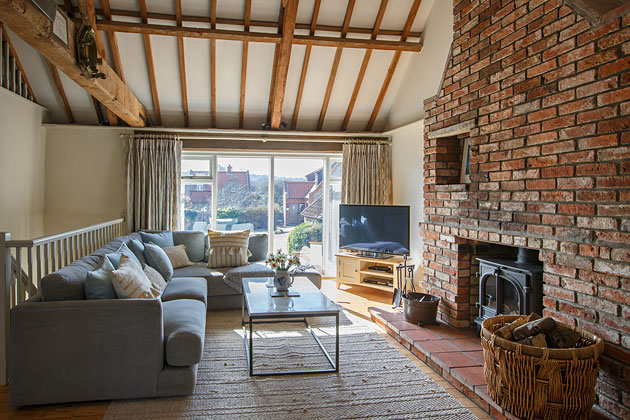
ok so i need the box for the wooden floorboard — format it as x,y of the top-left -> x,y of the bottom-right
0,279 -> 487,419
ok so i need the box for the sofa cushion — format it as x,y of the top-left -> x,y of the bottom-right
163,245 -> 195,269
223,263 -> 274,293
106,243 -> 143,270
207,229 -> 251,268
111,254 -> 162,299
144,264 -> 167,292
162,299 -> 206,366
128,239 -> 147,265
162,277 -> 207,305
144,243 -> 174,282
173,231 -> 206,262
248,233 -> 268,262
140,231 -> 174,248
85,257 -> 117,299
172,263 -> 238,297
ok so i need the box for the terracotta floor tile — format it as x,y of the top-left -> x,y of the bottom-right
432,351 -> 482,371
367,307 -> 403,322
464,350 -> 485,365
425,324 -> 479,340
451,366 -> 487,387
451,338 -> 483,351
414,339 -> 461,355
389,320 -> 423,332
400,327 -> 441,343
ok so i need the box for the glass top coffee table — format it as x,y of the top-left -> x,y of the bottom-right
241,277 -> 340,376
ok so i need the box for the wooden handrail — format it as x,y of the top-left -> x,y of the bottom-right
7,218 -> 124,247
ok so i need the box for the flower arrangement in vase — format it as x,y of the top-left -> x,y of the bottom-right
265,250 -> 300,292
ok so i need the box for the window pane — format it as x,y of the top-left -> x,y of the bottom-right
273,157 -> 324,268
181,182 -> 212,231
329,158 -> 342,179
216,157 -> 269,234
182,159 -> 211,178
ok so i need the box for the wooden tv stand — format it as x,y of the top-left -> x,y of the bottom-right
335,252 -> 410,292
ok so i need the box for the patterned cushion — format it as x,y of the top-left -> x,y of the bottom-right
207,229 -> 251,268
143,264 -> 167,293
111,254 -> 161,299
163,244 -> 195,269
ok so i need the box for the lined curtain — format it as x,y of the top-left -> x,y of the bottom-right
341,140 -> 392,205
126,133 -> 182,232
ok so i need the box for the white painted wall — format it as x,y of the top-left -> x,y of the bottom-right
390,120 -> 424,282
0,89 -> 47,239
385,0 -> 453,129
44,126 -> 131,235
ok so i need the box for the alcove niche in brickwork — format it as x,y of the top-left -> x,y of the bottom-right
426,120 -> 476,186
564,0 -> 630,24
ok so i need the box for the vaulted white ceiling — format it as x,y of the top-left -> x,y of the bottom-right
6,0 -> 436,131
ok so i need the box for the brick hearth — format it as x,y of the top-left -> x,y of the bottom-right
420,1 -> 630,419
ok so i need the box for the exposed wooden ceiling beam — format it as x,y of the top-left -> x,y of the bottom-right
0,23 -> 37,103
77,0 -> 118,126
210,0 -> 216,128
139,0 -> 161,125
341,0 -> 388,130
101,0 -> 124,83
45,59 -> 74,123
0,0 -> 147,126
175,0 -> 189,127
95,21 -> 422,52
268,0 -> 298,130
239,0 -> 251,129
317,0 -> 355,131
85,7 -> 422,39
291,0 -> 321,130
366,0 -> 422,131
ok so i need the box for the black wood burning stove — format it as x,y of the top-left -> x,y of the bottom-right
475,248 -> 543,329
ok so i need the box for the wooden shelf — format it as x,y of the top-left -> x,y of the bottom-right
336,252 -> 409,293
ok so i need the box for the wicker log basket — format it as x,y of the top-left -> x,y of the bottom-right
481,315 -> 605,420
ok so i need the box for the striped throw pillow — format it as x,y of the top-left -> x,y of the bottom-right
111,254 -> 161,299
207,229 -> 251,268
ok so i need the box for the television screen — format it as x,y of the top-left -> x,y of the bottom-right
339,204 -> 410,256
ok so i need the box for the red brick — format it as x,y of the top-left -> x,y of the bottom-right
559,203 -> 595,215
577,106 -> 618,124
599,117 -> 630,134
527,155 -> 558,167
577,135 -> 618,149
599,56 -> 630,78
557,177 -> 595,189
541,140 -> 575,154
597,176 -> 630,188
598,87 -> 630,106
575,163 -> 617,176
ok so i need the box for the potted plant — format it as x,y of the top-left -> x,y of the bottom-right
265,250 -> 301,292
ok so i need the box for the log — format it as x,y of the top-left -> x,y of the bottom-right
518,333 -> 548,348
513,317 -> 557,341
547,328 -> 581,349
495,316 -> 528,341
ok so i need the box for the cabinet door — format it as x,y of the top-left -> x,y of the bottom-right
338,258 -> 360,284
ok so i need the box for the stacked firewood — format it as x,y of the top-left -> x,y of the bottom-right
494,314 -> 582,349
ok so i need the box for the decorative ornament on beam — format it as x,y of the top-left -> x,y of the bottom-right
76,25 -> 105,79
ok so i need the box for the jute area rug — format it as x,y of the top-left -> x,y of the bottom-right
104,309 -> 479,420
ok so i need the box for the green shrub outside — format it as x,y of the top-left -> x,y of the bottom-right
217,207 -> 242,219
287,222 -> 322,254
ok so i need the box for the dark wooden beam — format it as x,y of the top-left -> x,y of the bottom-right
239,0 -> 251,129
95,20 -> 422,52
210,0 -> 216,127
317,0 -> 355,130
85,7 -> 422,39
100,0 -> 124,82
139,0 -> 161,125
341,0 -> 388,130
46,60 -> 73,123
291,0 -> 320,129
175,0 -> 189,127
77,0 -> 118,125
268,0 -> 298,129
0,0 -> 147,126
366,0 -> 422,131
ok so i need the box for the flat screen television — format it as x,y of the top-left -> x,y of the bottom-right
339,204 -> 410,257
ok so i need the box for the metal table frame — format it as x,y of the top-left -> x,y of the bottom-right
241,293 -> 340,376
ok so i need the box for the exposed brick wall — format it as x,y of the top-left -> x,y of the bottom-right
421,1 -> 630,418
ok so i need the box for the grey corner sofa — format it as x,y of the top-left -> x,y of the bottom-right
9,230 -> 321,407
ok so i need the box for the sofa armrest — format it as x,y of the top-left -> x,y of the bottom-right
9,298 -> 164,406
